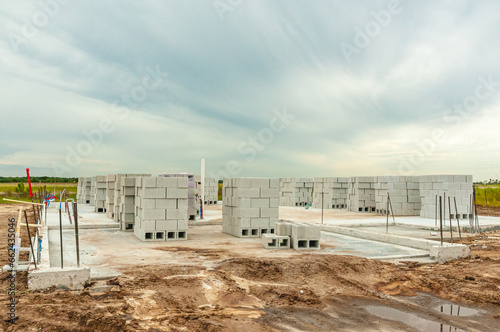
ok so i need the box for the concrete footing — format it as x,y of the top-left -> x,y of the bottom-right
28,267 -> 91,291
321,225 -> 470,263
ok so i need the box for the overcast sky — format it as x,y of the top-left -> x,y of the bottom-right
1,0 -> 499,181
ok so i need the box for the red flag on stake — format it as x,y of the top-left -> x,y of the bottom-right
26,168 -> 33,198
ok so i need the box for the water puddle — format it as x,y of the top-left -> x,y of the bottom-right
436,304 -> 479,317
365,306 -> 466,332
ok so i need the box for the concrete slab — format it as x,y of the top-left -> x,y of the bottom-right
321,231 -> 431,260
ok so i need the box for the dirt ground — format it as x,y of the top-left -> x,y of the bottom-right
0,204 -> 499,331
477,205 -> 500,217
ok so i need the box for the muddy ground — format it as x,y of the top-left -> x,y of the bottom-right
0,204 -> 499,331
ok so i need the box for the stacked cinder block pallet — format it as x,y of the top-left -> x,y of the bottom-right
279,178 -> 313,207
89,177 -> 96,206
265,221 -> 320,250
94,176 -> 106,213
312,177 -> 349,209
222,178 -> 279,238
76,178 -> 86,204
134,176 -> 188,241
347,177 -> 377,213
159,174 -> 196,220
418,175 -> 473,220
375,176 -> 421,216
114,174 -> 151,225
105,174 -> 116,219
204,177 -> 219,205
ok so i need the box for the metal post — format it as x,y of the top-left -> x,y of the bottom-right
439,196 -> 443,246
321,191 -> 324,225
24,210 -> 37,270
448,196 -> 453,242
74,202 -> 80,268
454,197 -> 462,244
435,195 -> 438,227
59,208 -> 64,269
386,194 -> 389,234
485,190 -> 489,216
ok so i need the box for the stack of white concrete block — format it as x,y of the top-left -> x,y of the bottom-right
375,176 -> 421,216
113,174 -> 151,225
204,177 -> 219,205
271,221 -> 320,250
279,178 -> 313,207
312,177 -> 349,209
94,176 -> 106,213
134,176 -> 188,241
418,175 -> 473,220
347,177 -> 377,213
159,174 -> 196,221
89,177 -> 96,206
105,174 -> 117,219
222,178 -> 279,238
76,177 -> 87,204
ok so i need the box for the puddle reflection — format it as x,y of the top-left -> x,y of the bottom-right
365,306 -> 466,332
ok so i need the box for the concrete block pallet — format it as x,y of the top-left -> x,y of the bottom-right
115,174 -> 151,231
417,175 -> 473,220
375,176 -> 421,216
160,173 -> 197,221
76,177 -> 92,204
93,176 -> 106,213
222,178 -> 279,238
89,177 -> 96,206
204,177 -> 219,205
105,174 -> 116,219
134,176 -> 189,241
279,178 -> 313,207
312,177 -> 349,209
347,177 -> 377,213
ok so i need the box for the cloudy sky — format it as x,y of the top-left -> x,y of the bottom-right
1,0 -> 499,181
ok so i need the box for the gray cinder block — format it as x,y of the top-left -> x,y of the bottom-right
261,234 -> 290,250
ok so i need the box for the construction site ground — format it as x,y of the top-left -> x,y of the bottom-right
0,203 -> 499,331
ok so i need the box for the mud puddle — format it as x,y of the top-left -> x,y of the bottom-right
365,305 -> 466,332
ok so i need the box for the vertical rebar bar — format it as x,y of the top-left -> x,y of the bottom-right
24,210 -> 37,270
74,202 -> 80,268
439,196 -> 443,246
448,196 -> 453,242
454,197 -> 462,244
59,208 -> 64,269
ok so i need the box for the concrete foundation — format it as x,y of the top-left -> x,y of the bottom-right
28,267 -> 91,291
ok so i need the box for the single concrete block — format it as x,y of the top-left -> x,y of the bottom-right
28,268 -> 91,291
275,222 -> 292,236
155,198 -> 177,209
143,177 -> 157,188
157,177 -> 177,187
156,220 -> 178,230
261,234 -> 290,250
261,207 -> 279,218
177,219 -> 188,230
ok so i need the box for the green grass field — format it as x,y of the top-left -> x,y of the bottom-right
475,184 -> 500,207
0,183 -> 77,204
